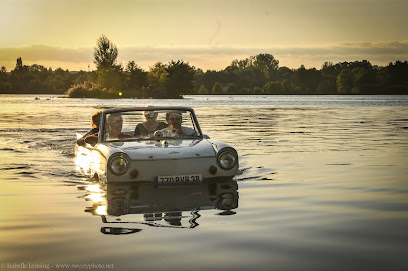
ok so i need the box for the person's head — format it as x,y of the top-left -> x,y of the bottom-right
91,111 -> 102,128
106,114 -> 123,136
144,111 -> 158,122
166,112 -> 182,128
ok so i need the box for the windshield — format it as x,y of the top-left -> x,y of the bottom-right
102,110 -> 201,142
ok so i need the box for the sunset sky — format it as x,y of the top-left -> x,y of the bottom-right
1,0 -> 407,71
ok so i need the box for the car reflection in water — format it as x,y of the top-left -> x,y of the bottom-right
82,179 -> 239,235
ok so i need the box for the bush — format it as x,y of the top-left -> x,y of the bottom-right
212,82 -> 223,94
226,83 -> 238,94
198,84 -> 209,94
263,81 -> 281,93
66,82 -> 102,98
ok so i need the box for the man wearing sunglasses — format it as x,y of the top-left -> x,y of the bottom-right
165,112 -> 196,136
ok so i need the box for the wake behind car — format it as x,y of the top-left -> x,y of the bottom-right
75,106 -> 239,185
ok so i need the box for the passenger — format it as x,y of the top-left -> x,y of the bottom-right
134,111 -> 167,137
77,111 -> 101,146
164,112 -> 196,136
85,114 -> 133,144
104,114 -> 134,140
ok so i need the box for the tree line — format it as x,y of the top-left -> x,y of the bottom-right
1,35 -> 407,98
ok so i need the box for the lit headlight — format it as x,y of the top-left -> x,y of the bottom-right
217,149 -> 237,170
109,155 -> 129,175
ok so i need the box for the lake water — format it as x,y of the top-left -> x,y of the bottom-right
0,94 -> 407,271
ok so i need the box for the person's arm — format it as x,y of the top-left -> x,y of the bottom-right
77,128 -> 99,146
76,138 -> 86,146
134,124 -> 142,137
84,133 -> 99,145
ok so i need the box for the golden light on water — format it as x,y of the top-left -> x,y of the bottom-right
1,95 -> 408,269
95,205 -> 107,216
86,184 -> 103,193
84,193 -> 104,203
74,146 -> 92,175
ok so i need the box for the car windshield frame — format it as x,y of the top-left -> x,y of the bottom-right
98,106 -> 204,143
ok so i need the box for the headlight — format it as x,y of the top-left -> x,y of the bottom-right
217,149 -> 237,170
109,155 -> 129,175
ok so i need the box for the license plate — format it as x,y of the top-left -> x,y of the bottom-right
155,174 -> 202,184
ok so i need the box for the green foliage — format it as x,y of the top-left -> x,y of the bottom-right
253,54 -> 279,81
147,62 -> 168,98
226,83 -> 238,94
92,35 -> 124,94
253,87 -> 262,94
378,61 -> 408,94
66,82 -> 102,98
1,42 -> 407,96
96,67 -> 124,95
317,75 -> 337,94
198,85 -> 209,94
46,68 -> 71,93
263,81 -> 281,93
15,57 -> 23,71
165,60 -> 195,98
212,82 -> 223,94
93,35 -> 119,70
124,61 -> 147,98
281,79 -> 292,92
294,66 -> 321,92
336,69 -> 354,94
0,66 -> 11,93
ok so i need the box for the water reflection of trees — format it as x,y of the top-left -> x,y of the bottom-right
81,179 -> 239,235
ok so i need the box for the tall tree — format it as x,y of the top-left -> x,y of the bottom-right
15,57 -> 23,71
226,82 -> 238,93
166,60 -> 195,98
11,57 -> 31,93
336,69 -> 354,94
212,82 -> 223,94
147,62 -> 168,98
93,35 -> 123,94
125,61 -> 147,97
253,53 -> 279,80
0,66 -> 11,93
93,35 -> 119,70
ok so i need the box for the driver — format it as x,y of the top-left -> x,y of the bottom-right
163,112 -> 196,136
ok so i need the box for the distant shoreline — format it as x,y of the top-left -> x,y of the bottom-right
2,93 -> 408,98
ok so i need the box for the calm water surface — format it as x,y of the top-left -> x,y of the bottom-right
0,95 -> 407,271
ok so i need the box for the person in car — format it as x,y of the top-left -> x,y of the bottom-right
77,111 -> 101,146
134,111 -> 167,137
85,114 -> 133,144
164,112 -> 196,136
104,114 -> 134,140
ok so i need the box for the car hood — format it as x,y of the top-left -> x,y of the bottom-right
105,139 -> 216,160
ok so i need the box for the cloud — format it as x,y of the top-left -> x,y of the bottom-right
0,45 -> 93,71
272,41 -> 408,68
0,41 -> 407,71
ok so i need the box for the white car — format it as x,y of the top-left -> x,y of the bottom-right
75,106 -> 239,185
